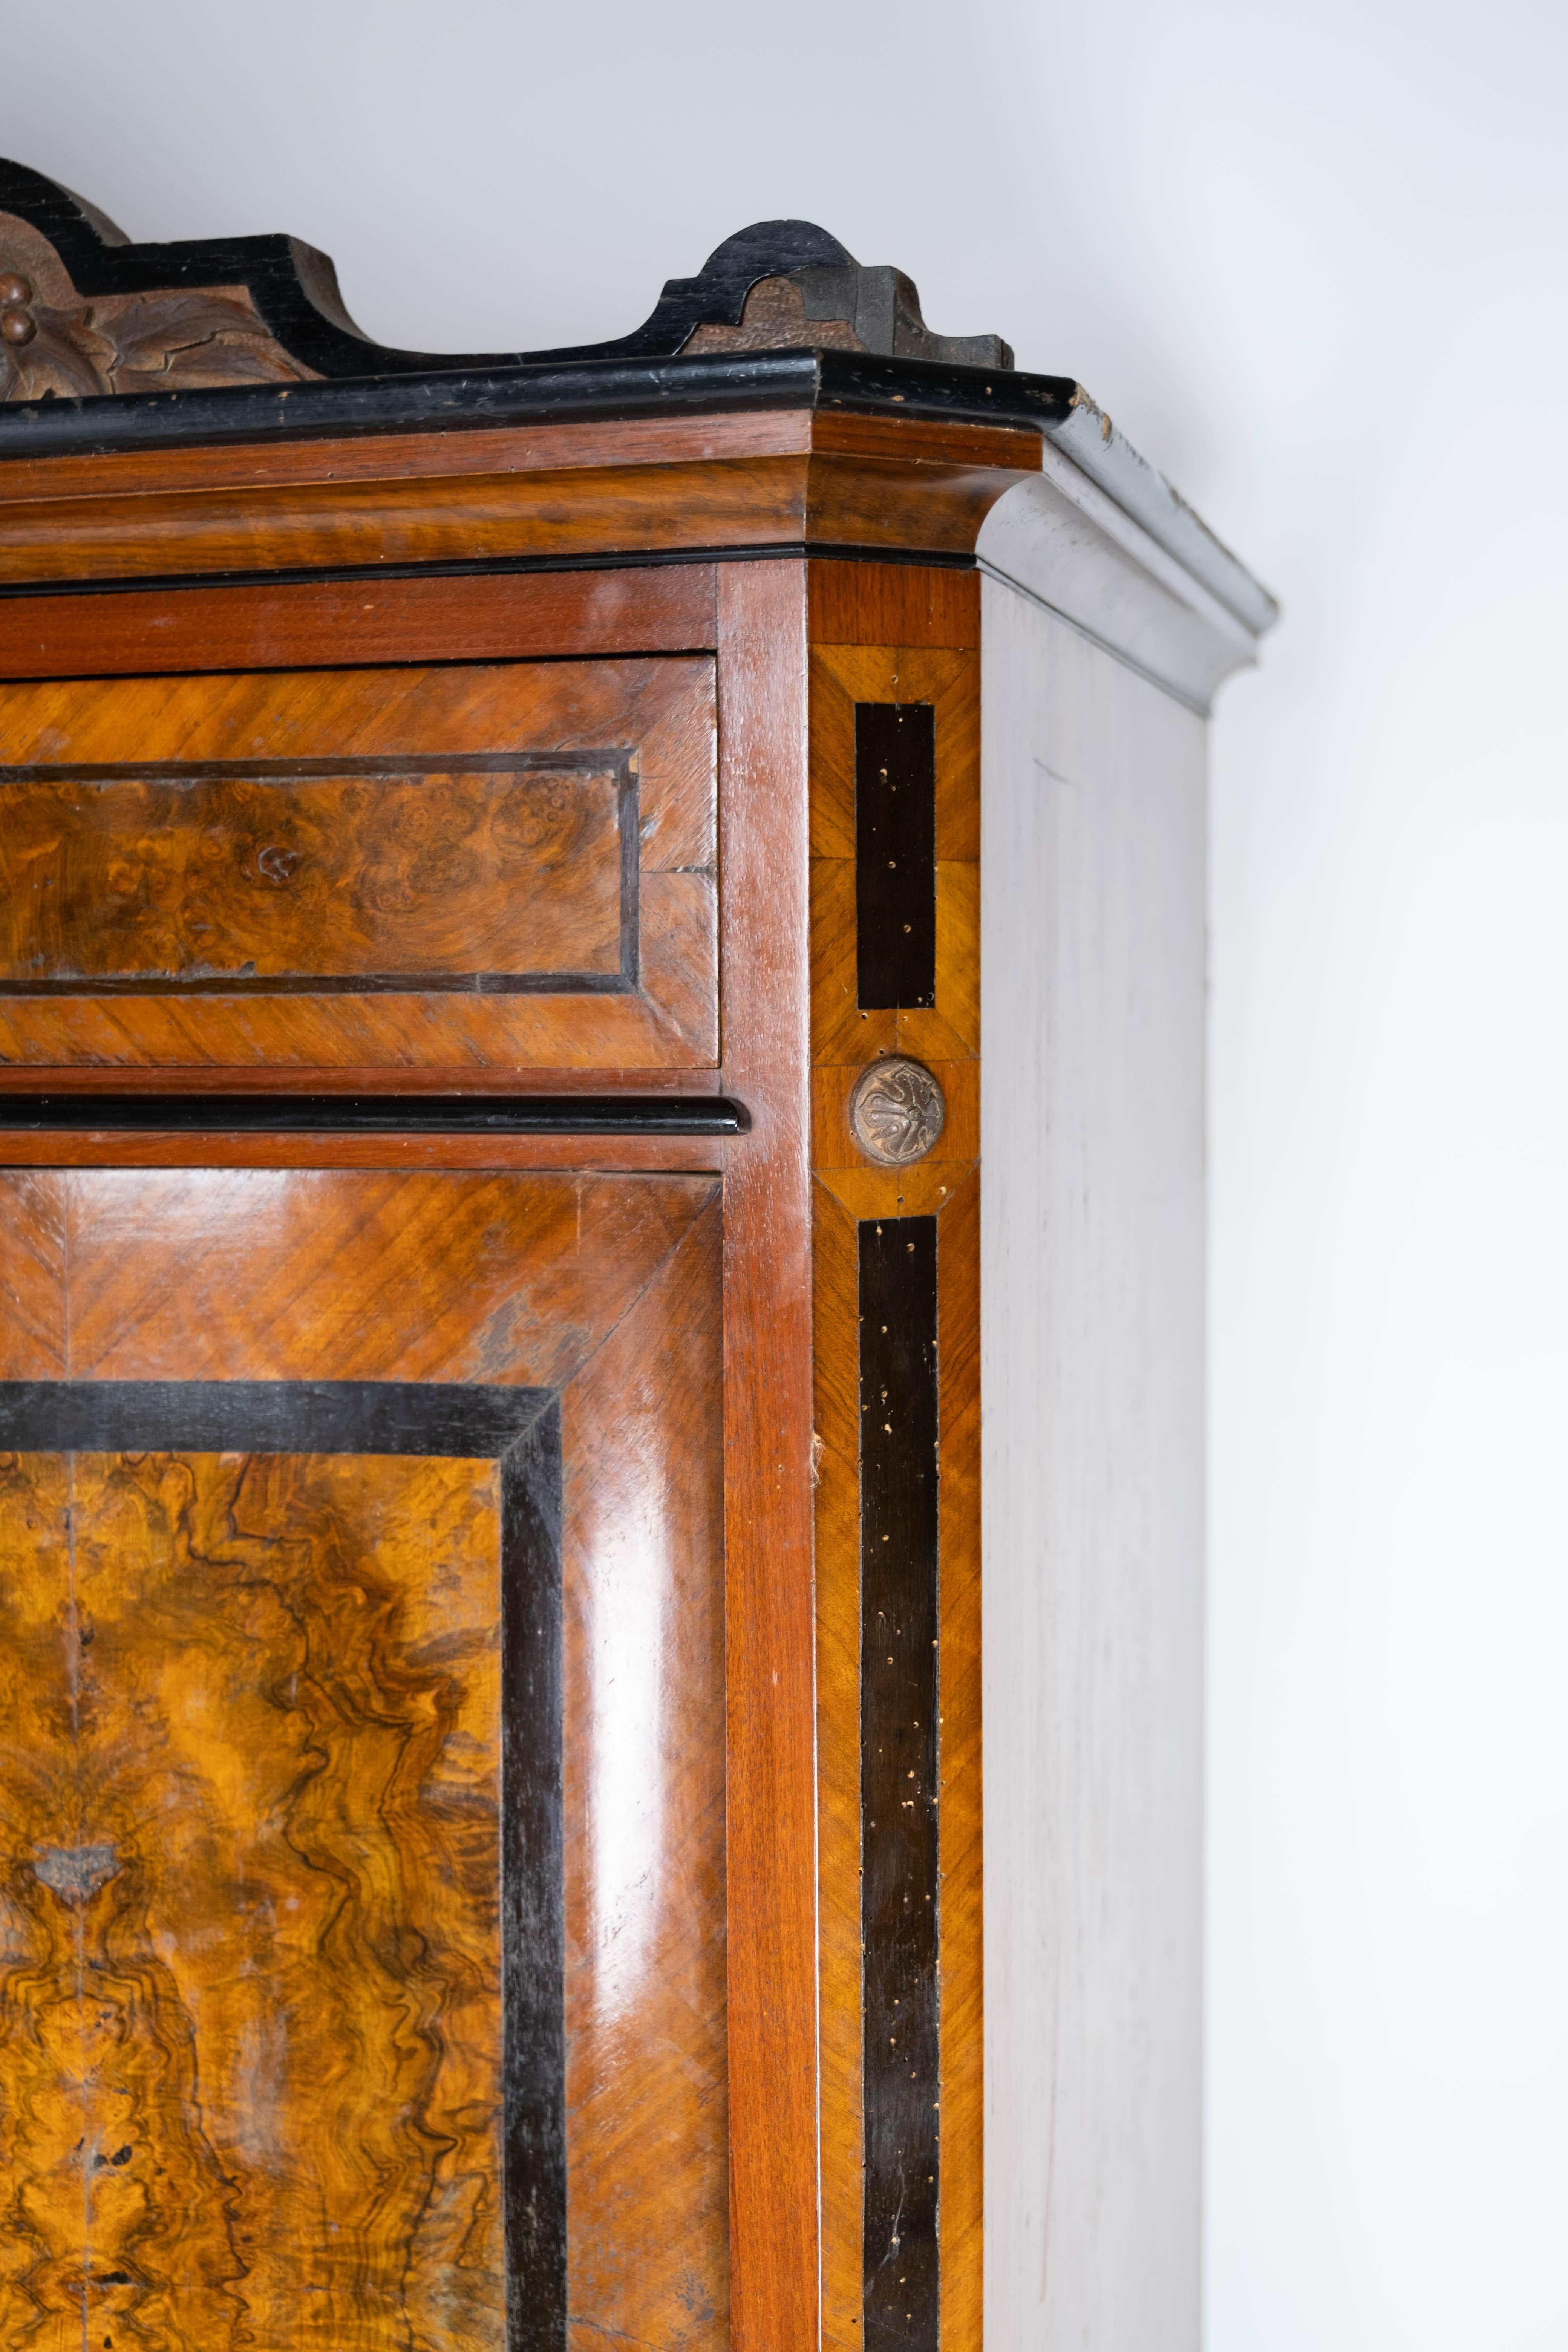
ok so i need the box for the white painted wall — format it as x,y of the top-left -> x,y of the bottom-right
7,5 -> 1568,2344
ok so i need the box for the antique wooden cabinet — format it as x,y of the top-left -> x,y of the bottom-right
0,163 -> 1273,2352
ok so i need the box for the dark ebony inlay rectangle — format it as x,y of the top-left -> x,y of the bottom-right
0,1378 -> 547,1458
500,1403 -> 567,2352
855,703 -> 937,1011
859,1217 -> 941,2352
0,1093 -> 749,1138
0,1376 -> 566,2352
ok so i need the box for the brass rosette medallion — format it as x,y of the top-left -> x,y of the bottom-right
848,1056 -> 946,1166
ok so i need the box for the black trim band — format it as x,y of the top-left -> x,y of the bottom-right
0,541 -> 978,608
0,1092 -> 749,1136
0,346 -> 1071,466
0,1377 -> 547,1455
859,1216 -> 941,2352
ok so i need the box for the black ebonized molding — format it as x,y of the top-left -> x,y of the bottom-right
0,1377 -> 546,1455
0,541 -> 978,608
0,163 -> 1277,634
0,1374 -> 566,2352
855,704 -> 937,1012
501,1403 -> 567,2352
859,1217 -> 941,2352
0,347 -> 1073,464
0,1093 -> 749,1136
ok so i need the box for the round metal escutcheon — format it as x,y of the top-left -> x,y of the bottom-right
849,1056 -> 946,1166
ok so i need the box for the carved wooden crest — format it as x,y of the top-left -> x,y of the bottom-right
0,208 -> 312,400
0,157 -> 1012,403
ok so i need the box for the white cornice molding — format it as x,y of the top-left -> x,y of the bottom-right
978,436 -> 1270,713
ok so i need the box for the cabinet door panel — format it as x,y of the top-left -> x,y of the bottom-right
0,1170 -> 727,2352
0,659 -> 717,1072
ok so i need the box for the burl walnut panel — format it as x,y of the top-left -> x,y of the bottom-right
0,1444 -> 518,2351
0,660 -> 717,1072
0,758 -> 632,987
0,1169 -> 727,2352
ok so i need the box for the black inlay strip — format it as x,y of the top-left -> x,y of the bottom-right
0,753 -> 639,1001
859,1218 -> 941,2352
0,541 -> 978,606
501,1403 -> 567,2352
0,1377 -> 545,1456
2,974 -> 637,1001
0,1093 -> 749,1137
0,1375 -> 566,2352
855,705 -> 937,1011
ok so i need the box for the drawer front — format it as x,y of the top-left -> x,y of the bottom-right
0,658 -> 716,1070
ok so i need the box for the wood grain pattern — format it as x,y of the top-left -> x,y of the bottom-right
0,1167 -> 729,2352
0,565 -> 718,683
806,564 -> 979,652
0,408 -> 1033,513
714,562 -> 820,2352
812,1163 -> 975,1225
0,412 -> 1040,588
935,1169 -> 983,2352
564,1199 -> 727,2352
0,1444 -> 511,2350
0,756 -> 630,987
0,1130 -> 731,1175
0,659 -> 716,1070
808,592 -> 983,2352
809,643 -> 980,1084
0,1168 -> 66,1377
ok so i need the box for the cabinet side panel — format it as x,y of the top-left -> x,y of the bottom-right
980,578 -> 1206,2352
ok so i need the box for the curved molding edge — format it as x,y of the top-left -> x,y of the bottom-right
1046,392 -> 1279,639
976,457 -> 1266,713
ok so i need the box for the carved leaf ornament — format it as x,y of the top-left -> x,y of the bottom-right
0,210 -> 312,400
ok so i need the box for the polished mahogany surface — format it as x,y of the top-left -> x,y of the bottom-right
0,564 -> 720,683
0,409 -> 1039,588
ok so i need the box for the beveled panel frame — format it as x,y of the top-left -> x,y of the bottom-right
0,657 -> 718,1072
0,1167 -> 730,2352
0,1374 -> 564,2352
0,752 -> 641,997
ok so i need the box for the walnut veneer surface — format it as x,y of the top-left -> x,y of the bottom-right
0,360 -> 988,2352
0,1168 -> 727,2352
